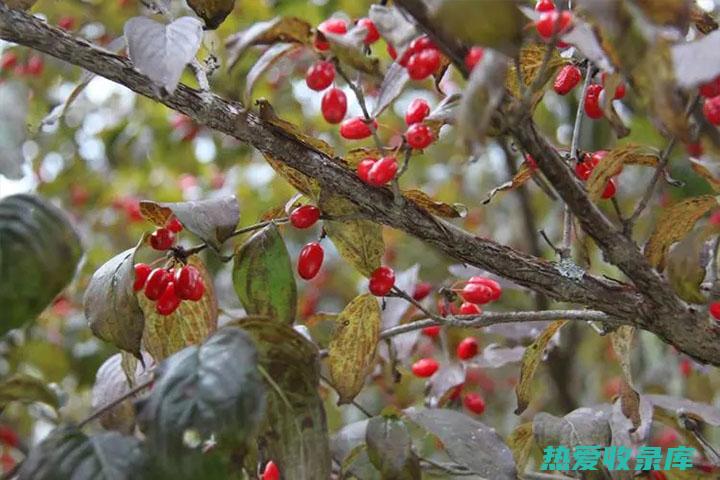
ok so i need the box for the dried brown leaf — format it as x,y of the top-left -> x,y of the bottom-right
403,189 -> 465,218
586,144 -> 660,201
483,164 -> 534,204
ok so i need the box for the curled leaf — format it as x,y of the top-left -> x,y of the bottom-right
403,189 -> 465,218
586,144 -> 660,201
368,5 -> 417,52
507,423 -> 534,473
226,16 -> 312,68
325,28 -> 382,78
483,164 -> 534,204
244,44 -> 297,104
506,43 -> 568,100
0,374 -> 58,410
690,159 -> 720,192
372,62 -> 410,118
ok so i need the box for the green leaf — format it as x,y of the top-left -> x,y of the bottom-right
366,416 -> 420,480
19,426 -> 146,480
0,194 -> 82,334
0,374 -> 58,410
136,327 -> 266,464
320,192 -> 384,277
328,294 -> 381,404
325,26 -> 382,78
372,62 -> 410,118
533,406 -> 612,451
235,318 -> 331,479
84,244 -> 144,358
232,223 -> 297,326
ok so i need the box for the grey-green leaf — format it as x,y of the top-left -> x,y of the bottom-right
533,406 -> 612,450
19,426 -> 146,480
0,374 -> 59,410
0,194 -> 83,334
366,416 -> 420,480
233,223 -> 297,325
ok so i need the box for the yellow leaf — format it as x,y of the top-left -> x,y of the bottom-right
226,16 -> 313,68
483,164 -> 534,204
257,99 -> 336,159
691,3 -> 719,34
507,423 -> 534,473
320,191 -> 384,277
402,189 -> 466,218
610,326 -> 642,431
666,227 -> 713,303
586,144 -> 661,201
690,159 -> 720,192
506,43 -> 568,99
328,294 -> 381,404
645,195 -> 718,270
345,147 -> 393,168
515,320 -> 567,415
635,0 -> 691,28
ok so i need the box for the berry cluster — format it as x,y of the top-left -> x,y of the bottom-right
149,217 -> 184,251
581,73 -> 627,120
391,35 -> 442,81
575,150 -> 617,199
701,75 -> 720,125
0,52 -> 44,77
459,276 -> 503,307
534,0 -> 573,41
133,263 -> 206,315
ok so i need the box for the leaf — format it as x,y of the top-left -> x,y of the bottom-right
186,0 -> 234,29
136,327 -> 266,462
691,3 -> 719,34
560,20 -> 613,72
609,325 -> 642,431
636,0 -> 691,28
506,43 -> 568,100
586,145 -> 661,201
533,407 -> 612,450
325,27 -> 382,78
406,408 -> 518,479
139,256 -> 218,360
328,294 -> 381,404
666,227 -> 712,304
515,320 -> 567,415
0,81 -> 28,179
124,16 -> 203,94
425,93 -> 460,128
672,29 -> 720,90
368,5 -> 418,52
644,195 -> 718,270
646,394 -> 720,426
320,191 -> 384,277
92,353 -> 152,433
0,194 -> 83,334
402,189 -> 466,218
139,196 -> 239,252
366,416 -> 420,480
244,44 -> 297,104
84,243 -> 144,358
427,363 -> 464,406
226,16 -> 312,68
471,344 -> 525,368
690,159 -> 720,192
372,62 -> 410,118
380,264 -> 420,360
610,395 -> 653,457
483,164 -> 534,204
345,147 -> 392,168
235,319 -> 331,479
0,374 -> 58,410
264,152 -> 321,200
19,427 -> 146,480
507,423 -> 534,473
232,223 -> 297,325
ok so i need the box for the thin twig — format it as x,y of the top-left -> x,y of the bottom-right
333,61 -> 384,151
77,377 -> 154,429
570,63 -> 595,162
180,218 -> 289,257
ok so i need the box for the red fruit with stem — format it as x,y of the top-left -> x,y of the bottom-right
407,48 -> 441,80
413,281 -> 433,301
584,84 -> 604,119
58,16 -> 76,30
0,426 -> 19,448
25,56 -> 44,76
409,36 -> 436,52
166,217 -> 183,233
463,392 -> 486,414
357,158 -> 376,182
465,46 -> 484,71
156,282 -> 181,315
710,301 -> 720,320
174,265 -> 203,300
315,18 -> 348,51
686,142 -> 704,157
679,358 -> 693,377
600,72 -> 627,100
340,117 -> 377,140
468,276 -> 502,301
187,275 -> 205,301
144,268 -> 171,301
535,10 -> 573,39
457,337 -> 479,360
367,156 -> 398,186
700,75 -> 720,98
321,87 -> 347,124
535,0 -> 555,11
369,266 -> 395,296
405,123 -> 434,149
133,263 -> 152,292
262,461 -> 280,480
290,205 -> 321,229
704,96 -> 720,125
575,159 -> 593,180
150,227 -> 175,250
459,302 -> 481,315
553,65 -> 582,95
461,282 -> 494,305
357,18 -> 380,44
422,326 -> 441,337
601,178 -> 617,199
298,242 -> 324,280
387,43 -> 397,60
412,358 -> 439,377
306,61 -> 335,91
405,98 -> 430,125
0,52 -> 18,70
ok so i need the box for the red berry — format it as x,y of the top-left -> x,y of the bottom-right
465,46 -> 484,71
405,123 -> 434,149
700,76 -> 720,98
25,56 -> 44,76
0,426 -> 19,449
409,36 -> 435,52
387,43 -> 397,60
412,281 -> 433,301
584,84 -> 604,119
601,178 -> 617,199
405,98 -> 430,125
575,160 -> 594,180
600,72 -> 627,100
149,227 -> 175,250
298,242 -> 324,280
467,277 -> 502,301
357,18 -> 380,44
174,265 -> 203,300
262,461 -> 280,480
58,16 -> 76,30
306,61 -> 335,91
411,357 -> 439,377
367,156 -> 398,186
704,96 -> 720,125
463,392 -> 486,414
156,281 -> 181,315
654,428 -> 680,449
315,18 -> 348,51
321,87 -> 347,124
710,301 -> 720,320
166,217 -> 183,233
679,358 -> 693,377
459,302 -> 481,315
535,0 -> 555,11
0,52 -> 18,71
461,283 -> 493,305
133,263 -> 152,292
422,326 -> 441,337
369,266 -> 395,296
457,337 -> 479,360
145,268 -> 171,301
290,205 -> 321,229
525,155 -> 538,170
406,48 -> 441,80
535,10 -> 572,39
357,158 -> 376,182
553,65 -> 582,95
187,276 -> 205,301
339,117 -> 377,140
686,142 -> 704,157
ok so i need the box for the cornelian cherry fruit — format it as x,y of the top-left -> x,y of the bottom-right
459,302 -> 481,315
0,52 -> 18,71
306,61 -> 335,91
262,461 -> 280,480
413,281 -> 433,301
535,0 -> 555,11
174,265 -> 203,301
290,205 -> 321,229
405,123 -> 434,149
461,283 -> 493,305
457,337 -> 479,360
465,46 -> 484,71
468,276 -> 502,301
357,158 -> 376,183
156,281 -> 181,315
710,301 -> 720,320
321,87 -> 347,124
340,117 -> 377,140
412,357 -> 439,377
422,326 -> 441,337
58,16 -> 76,30
704,96 -> 720,125
584,84 -> 604,119
369,266 -> 395,296
405,98 -> 430,125
535,10 -> 572,39
144,268 -> 171,301
315,18 -> 348,51
463,392 -> 486,414
25,56 -> 44,76
298,242 -> 324,280
406,48 -> 441,80
553,65 -> 582,95
700,75 -> 720,98
133,263 -> 152,292
367,156 -> 398,186
150,227 -> 175,250
166,217 -> 183,233
357,18 -> 380,44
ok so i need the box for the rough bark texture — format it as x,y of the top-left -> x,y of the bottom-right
2,2 -> 720,365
